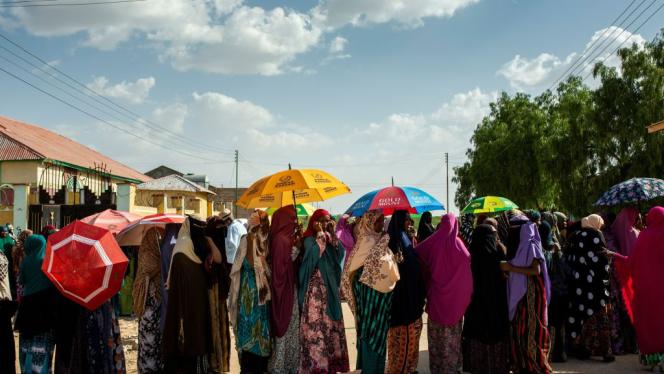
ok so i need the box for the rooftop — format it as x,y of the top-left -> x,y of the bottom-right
137,174 -> 216,195
0,115 -> 149,182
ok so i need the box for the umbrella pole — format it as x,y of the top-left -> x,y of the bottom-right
289,163 -> 300,226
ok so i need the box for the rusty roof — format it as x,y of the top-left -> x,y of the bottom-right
0,115 -> 149,182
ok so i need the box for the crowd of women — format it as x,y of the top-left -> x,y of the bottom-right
0,204 -> 662,374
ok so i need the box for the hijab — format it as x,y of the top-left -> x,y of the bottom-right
12,229 -> 32,276
133,227 -> 164,318
0,251 -> 10,300
388,210 -> 409,254
166,218 -> 201,288
508,222 -> 550,321
19,234 -> 52,297
335,215 -> 356,261
415,213 -> 472,326
417,211 -> 435,242
269,205 -> 298,338
303,209 -> 330,238
611,207 -> 640,256
458,213 -> 475,247
614,206 -> 664,354
581,214 -> 604,231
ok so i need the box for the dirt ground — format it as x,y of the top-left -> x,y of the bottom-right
115,302 -> 647,374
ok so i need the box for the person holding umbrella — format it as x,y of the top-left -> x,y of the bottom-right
298,209 -> 349,374
386,210 -> 426,374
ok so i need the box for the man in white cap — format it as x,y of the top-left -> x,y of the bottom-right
220,208 -> 247,264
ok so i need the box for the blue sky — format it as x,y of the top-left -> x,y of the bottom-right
0,0 -> 661,213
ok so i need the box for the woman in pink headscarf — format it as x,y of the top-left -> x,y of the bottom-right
415,213 -> 472,374
611,207 -> 641,256
610,206 -> 664,370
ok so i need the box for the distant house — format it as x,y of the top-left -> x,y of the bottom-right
143,165 -> 251,218
0,115 -> 149,231
133,174 -> 216,217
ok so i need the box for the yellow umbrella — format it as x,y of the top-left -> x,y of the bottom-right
237,168 -> 351,208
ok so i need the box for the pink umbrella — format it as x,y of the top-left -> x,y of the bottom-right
81,209 -> 141,234
115,213 -> 185,246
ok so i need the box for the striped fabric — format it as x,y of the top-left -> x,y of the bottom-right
353,268 -> 393,356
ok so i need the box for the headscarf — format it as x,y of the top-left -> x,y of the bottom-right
554,212 -> 567,230
496,212 -> 511,243
542,212 -> 559,243
581,214 -> 604,231
40,225 -> 57,240
464,224 -> 509,343
229,210 -> 271,327
0,251 -> 10,301
335,215 -> 356,263
415,213 -> 472,326
611,207 -> 640,256
507,222 -> 550,321
388,210 -> 409,254
539,221 -> 554,248
458,213 -> 475,247
417,211 -> 435,242
133,227 -> 164,318
524,209 -> 542,223
166,218 -> 202,288
303,209 -> 330,238
12,229 -> 32,276
269,205 -> 297,337
614,206 -> 664,354
342,211 -> 399,314
19,234 -> 52,297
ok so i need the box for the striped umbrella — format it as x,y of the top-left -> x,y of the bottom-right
115,213 -> 185,246
81,209 -> 141,234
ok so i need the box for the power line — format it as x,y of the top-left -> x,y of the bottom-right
0,32 -> 234,155
547,0 -> 647,91
0,65 -> 224,162
583,0 -> 664,81
0,0 -> 147,7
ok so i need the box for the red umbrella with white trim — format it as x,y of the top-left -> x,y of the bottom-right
42,220 -> 128,310
81,209 -> 141,234
115,213 -> 185,246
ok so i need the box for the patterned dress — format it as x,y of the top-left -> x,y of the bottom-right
138,283 -> 163,373
268,290 -> 300,374
19,333 -> 54,374
236,258 -> 271,358
387,318 -> 423,374
299,269 -> 350,374
510,276 -> 552,374
428,319 -> 463,374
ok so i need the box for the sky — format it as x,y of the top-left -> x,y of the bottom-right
0,0 -> 661,214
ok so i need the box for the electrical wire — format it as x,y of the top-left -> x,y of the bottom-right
0,0 -> 146,7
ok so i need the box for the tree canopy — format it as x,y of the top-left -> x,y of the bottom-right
454,30 -> 664,216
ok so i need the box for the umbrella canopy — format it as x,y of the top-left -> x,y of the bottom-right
237,168 -> 351,208
461,196 -> 518,214
42,220 -> 128,310
266,203 -> 314,217
345,186 -> 444,216
115,213 -> 185,246
594,177 -> 664,206
80,209 -> 141,234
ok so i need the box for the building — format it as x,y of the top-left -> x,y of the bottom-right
127,174 -> 216,216
0,115 -> 149,231
144,165 -> 251,218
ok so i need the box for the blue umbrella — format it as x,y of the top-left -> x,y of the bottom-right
594,177 -> 664,206
345,186 -> 445,216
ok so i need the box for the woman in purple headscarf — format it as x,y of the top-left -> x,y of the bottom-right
500,214 -> 552,374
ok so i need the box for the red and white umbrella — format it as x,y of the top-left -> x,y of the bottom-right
42,220 -> 128,311
80,209 -> 141,234
115,213 -> 185,246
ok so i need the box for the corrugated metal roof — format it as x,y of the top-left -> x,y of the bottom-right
0,134 -> 42,160
0,115 -> 149,182
138,174 -> 216,195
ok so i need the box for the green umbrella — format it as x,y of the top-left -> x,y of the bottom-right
461,196 -> 518,214
266,203 -> 315,217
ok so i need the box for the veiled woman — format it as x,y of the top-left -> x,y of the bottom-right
386,210 -> 426,374
415,213 -> 472,374
268,205 -> 301,374
342,210 -> 399,373
229,210 -> 272,373
298,209 -> 349,374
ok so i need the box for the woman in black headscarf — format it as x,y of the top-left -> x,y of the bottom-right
463,223 -> 509,373
417,211 -> 435,243
386,210 -> 426,374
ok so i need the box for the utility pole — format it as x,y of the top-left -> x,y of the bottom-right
234,150 -> 239,218
445,152 -> 449,213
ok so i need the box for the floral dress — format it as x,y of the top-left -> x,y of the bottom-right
236,258 -> 271,357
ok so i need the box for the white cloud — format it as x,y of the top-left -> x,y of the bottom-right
191,91 -> 274,129
314,0 -> 480,29
329,36 -> 347,53
499,26 -> 646,90
86,76 -> 156,104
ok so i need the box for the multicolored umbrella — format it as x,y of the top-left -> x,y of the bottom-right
266,203 -> 314,217
237,168 -> 351,208
115,213 -> 185,246
43,220 -> 128,310
461,196 -> 518,214
594,177 -> 664,206
345,186 -> 444,216
81,209 -> 141,234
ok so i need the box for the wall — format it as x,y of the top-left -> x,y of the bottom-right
1,161 -> 40,184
